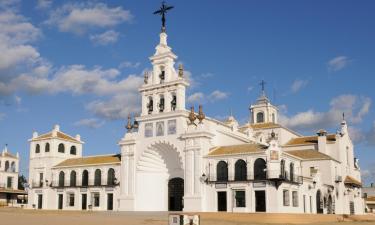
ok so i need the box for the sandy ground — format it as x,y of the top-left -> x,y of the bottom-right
0,208 -> 375,225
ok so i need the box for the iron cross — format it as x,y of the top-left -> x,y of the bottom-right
259,80 -> 266,92
153,1 -> 174,31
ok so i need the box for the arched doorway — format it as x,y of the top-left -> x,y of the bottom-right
254,158 -> 267,180
316,190 -> 323,214
168,178 -> 184,211
327,195 -> 333,214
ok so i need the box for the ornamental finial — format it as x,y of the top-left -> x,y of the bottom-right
197,105 -> 205,124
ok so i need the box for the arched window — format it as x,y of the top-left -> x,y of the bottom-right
171,94 -> 177,111
216,161 -> 228,182
147,97 -> 153,114
58,171 -> 65,187
70,171 -> 76,187
58,143 -> 65,153
10,162 -> 15,172
290,163 -> 294,182
45,143 -> 50,152
256,112 -> 264,123
159,66 -> 165,83
4,161 -> 9,172
35,144 -> 40,153
82,170 -> 89,186
254,158 -> 267,180
70,146 -> 76,155
94,169 -> 102,186
235,159 -> 247,181
107,168 -> 116,185
280,160 -> 286,178
159,95 -> 165,112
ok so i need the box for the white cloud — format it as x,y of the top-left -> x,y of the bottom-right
279,94 -> 371,131
45,2 -> 132,35
291,79 -> 308,93
367,122 -> 375,146
119,61 -> 141,69
74,118 -> 104,129
247,86 -> 254,92
348,126 -> 365,143
90,30 -> 119,45
208,90 -> 229,102
36,0 -> 52,9
328,56 -> 351,72
187,92 -> 204,104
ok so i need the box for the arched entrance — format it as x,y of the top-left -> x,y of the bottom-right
168,178 -> 184,211
136,141 -> 184,211
327,195 -> 333,214
316,190 -> 323,214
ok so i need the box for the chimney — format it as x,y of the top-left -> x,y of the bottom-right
317,129 -> 327,154
52,124 -> 59,137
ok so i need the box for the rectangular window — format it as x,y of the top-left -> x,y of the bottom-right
235,190 -> 246,207
292,191 -> 299,207
39,173 -> 44,187
69,194 -> 75,207
156,121 -> 164,136
145,123 -> 153,137
7,177 -> 13,188
283,190 -> 290,206
168,120 -> 177,135
94,193 -> 100,207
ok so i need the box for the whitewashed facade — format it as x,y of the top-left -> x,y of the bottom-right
27,29 -> 365,214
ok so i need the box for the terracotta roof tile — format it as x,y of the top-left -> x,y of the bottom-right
2,152 -> 17,159
208,144 -> 266,156
344,176 -> 362,187
250,122 -> 281,130
366,196 -> 375,202
54,154 -> 120,167
285,150 -> 333,160
33,131 -> 80,143
0,188 -> 27,194
285,134 -> 336,146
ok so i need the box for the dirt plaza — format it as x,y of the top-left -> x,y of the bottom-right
0,208 -> 375,225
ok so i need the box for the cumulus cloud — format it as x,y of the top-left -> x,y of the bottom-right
291,79 -> 308,93
36,0 -> 52,9
279,94 -> 371,131
187,90 -> 229,104
90,30 -> 119,45
187,92 -> 204,104
74,118 -> 104,129
45,2 -> 132,35
328,56 -> 351,72
119,61 -> 141,69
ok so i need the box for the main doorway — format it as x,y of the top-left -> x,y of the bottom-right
217,191 -> 227,211
316,190 -> 323,214
37,194 -> 43,209
58,194 -> 63,210
82,194 -> 87,210
255,191 -> 266,212
107,193 -> 113,211
168,178 -> 184,211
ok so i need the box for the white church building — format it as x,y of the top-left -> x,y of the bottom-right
27,24 -> 365,214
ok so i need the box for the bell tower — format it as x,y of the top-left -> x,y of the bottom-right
139,31 -> 189,116
249,80 -> 278,124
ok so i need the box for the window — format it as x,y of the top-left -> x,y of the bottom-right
45,143 -> 50,152
39,173 -> 44,187
235,190 -> 246,207
280,160 -> 286,178
168,120 -> 177,135
58,171 -> 65,187
254,158 -> 267,180
145,123 -> 153,137
82,170 -> 89,186
94,169 -> 102,186
159,95 -> 165,112
69,194 -> 75,207
70,171 -> 76,187
58,143 -> 65,153
5,161 -> 9,172
93,193 -> 100,207
171,94 -> 177,111
292,191 -> 299,207
7,177 -> 13,188
234,159 -> 247,181
256,112 -> 264,123
159,68 -> 165,83
290,163 -> 294,182
35,144 -> 40,153
70,146 -> 76,155
147,97 -> 153,114
10,162 -> 15,172
156,121 -> 164,136
283,190 -> 290,206
107,168 -> 115,185
216,161 -> 228,182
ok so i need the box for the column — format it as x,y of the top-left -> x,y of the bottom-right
164,91 -> 171,112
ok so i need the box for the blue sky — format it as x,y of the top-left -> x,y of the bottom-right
0,0 -> 374,184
